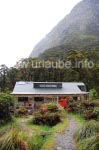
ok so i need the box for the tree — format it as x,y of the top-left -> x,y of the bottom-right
0,93 -> 14,124
7,67 -> 19,89
0,64 -> 9,91
89,89 -> 99,100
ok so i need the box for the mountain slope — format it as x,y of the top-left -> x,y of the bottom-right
30,0 -> 99,58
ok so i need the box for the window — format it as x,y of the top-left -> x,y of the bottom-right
18,97 -> 28,102
34,83 -> 62,88
39,84 -> 45,88
78,85 -> 86,91
34,97 -> 44,102
73,97 -> 78,101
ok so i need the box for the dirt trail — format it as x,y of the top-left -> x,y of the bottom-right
54,117 -> 76,150
18,118 -> 35,136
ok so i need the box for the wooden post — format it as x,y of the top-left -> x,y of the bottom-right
57,96 -> 59,104
44,97 -> 46,103
31,98 -> 34,109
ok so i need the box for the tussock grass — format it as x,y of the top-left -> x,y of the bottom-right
76,134 -> 99,150
74,120 -> 99,142
0,117 -> 18,138
0,126 -> 28,150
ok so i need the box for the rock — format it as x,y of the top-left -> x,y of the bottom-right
57,147 -> 62,150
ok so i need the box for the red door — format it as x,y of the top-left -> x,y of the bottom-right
58,96 -> 68,107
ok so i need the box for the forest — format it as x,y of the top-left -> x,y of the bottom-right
0,50 -> 98,94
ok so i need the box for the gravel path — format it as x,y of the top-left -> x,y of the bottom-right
54,117 -> 76,150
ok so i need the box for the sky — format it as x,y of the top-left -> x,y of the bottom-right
0,0 -> 81,67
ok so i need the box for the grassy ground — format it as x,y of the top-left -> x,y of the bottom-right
0,113 -> 84,150
0,115 -> 68,150
13,113 -> 83,150
41,113 -> 84,150
27,117 -> 69,133
68,113 -> 84,127
0,117 -> 18,138
41,118 -> 69,150
26,116 -> 69,150
41,135 -> 55,150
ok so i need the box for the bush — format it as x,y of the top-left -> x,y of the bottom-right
80,100 -> 99,120
46,103 -> 59,112
66,98 -> 78,113
80,100 -> 99,108
74,120 -> 99,142
0,93 -> 14,124
67,99 -> 99,120
15,106 -> 28,117
33,104 -> 63,126
33,111 -> 61,126
93,107 -> 99,121
82,110 -> 95,120
89,89 -> 99,100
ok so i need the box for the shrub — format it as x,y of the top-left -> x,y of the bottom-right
74,120 -> 99,142
80,100 -> 99,108
33,104 -> 63,126
66,97 -> 85,114
89,89 -> 99,100
15,106 -> 28,117
80,100 -> 99,120
46,103 -> 59,112
76,134 -> 99,150
0,93 -> 14,124
82,110 -> 95,120
45,112 -> 61,126
67,99 -> 99,120
66,98 -> 79,113
33,111 -> 61,126
93,107 -> 99,121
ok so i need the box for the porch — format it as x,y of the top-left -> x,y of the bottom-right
14,94 -> 88,110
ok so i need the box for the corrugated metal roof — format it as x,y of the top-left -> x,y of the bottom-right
11,82 -> 88,95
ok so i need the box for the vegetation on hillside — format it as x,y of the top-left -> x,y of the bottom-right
30,0 -> 99,57
0,50 -> 99,94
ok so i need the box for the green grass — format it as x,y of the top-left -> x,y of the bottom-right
68,113 -> 84,127
0,117 -> 18,138
41,135 -> 55,150
27,121 -> 51,133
